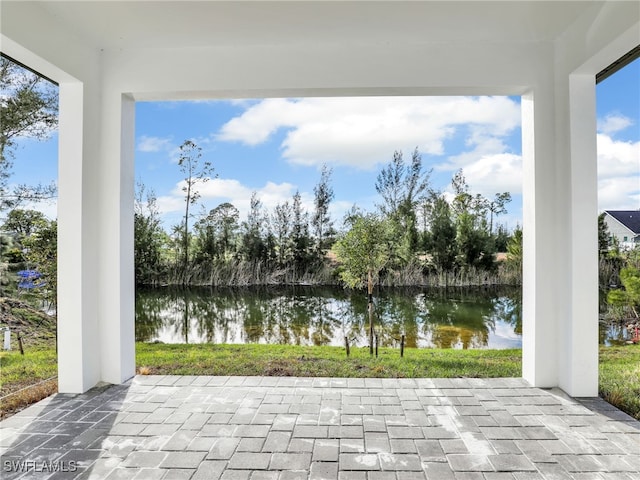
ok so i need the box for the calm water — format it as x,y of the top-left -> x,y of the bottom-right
136,286 -> 528,349
136,286 -> 629,348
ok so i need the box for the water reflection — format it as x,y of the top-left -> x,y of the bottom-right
136,286 -> 526,349
601,322 -> 634,346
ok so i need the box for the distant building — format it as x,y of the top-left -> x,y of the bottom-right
603,210 -> 640,249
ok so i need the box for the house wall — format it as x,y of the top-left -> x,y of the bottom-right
604,215 -> 639,249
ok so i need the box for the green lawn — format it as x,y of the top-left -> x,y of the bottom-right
0,347 -> 57,393
598,344 -> 640,421
0,347 -> 58,419
2,343 -> 639,420
136,343 -> 522,378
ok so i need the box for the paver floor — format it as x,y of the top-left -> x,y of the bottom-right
1,376 -> 638,479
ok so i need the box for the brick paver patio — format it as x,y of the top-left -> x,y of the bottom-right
1,376 -> 638,479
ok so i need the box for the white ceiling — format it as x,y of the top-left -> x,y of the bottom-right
33,1 -> 597,50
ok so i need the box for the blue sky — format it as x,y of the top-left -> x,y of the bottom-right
6,58 -> 639,230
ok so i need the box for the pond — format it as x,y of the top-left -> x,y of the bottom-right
136,286 -> 629,349
136,286 -> 521,349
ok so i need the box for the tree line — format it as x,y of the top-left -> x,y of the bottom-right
133,140 -> 521,288
2,54 -> 637,331
1,56 -> 58,210
0,55 -> 522,296
0,56 -> 58,304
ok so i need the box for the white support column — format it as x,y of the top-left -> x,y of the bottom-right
521,88 -> 560,389
57,81 -> 101,393
559,75 -> 598,397
2,34 -> 106,393
97,92 -> 136,385
523,73 -> 599,397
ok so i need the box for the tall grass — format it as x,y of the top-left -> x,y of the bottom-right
155,258 -> 521,288
163,259 -> 337,287
379,261 -> 521,288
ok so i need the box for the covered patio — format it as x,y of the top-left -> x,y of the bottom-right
1,0 -> 639,393
3,3 -> 640,477
1,376 -> 639,479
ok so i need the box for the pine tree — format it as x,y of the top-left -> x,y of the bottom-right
312,164 -> 335,255
272,201 -> 292,266
242,192 -> 267,262
375,148 -> 431,264
291,190 -> 311,273
426,195 -> 457,273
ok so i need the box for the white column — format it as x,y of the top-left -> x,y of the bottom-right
521,87 -> 560,389
57,81 -> 101,393
56,78 -> 136,392
560,75 -> 598,396
98,92 -> 136,385
523,74 -> 599,396
2,34 -> 106,393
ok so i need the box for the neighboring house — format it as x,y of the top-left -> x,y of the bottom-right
603,210 -> 640,249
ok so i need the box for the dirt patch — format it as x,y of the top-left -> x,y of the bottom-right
262,360 -> 295,376
0,297 -> 56,348
0,378 -> 58,420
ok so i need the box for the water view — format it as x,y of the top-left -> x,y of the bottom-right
136,286 -> 523,349
136,286 -> 630,348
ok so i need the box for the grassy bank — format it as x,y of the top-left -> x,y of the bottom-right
0,347 -> 57,419
2,342 -> 639,421
598,344 -> 640,420
0,297 -> 58,418
136,343 -> 522,378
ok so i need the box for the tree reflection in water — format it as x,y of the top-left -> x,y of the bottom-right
136,286 -> 526,349
417,289 -> 495,349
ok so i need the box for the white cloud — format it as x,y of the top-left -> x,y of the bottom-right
156,176 -> 365,231
432,121 -> 522,202
440,127 -> 638,212
437,136 -> 511,172
597,114 -> 633,135
137,135 -> 174,153
597,131 -> 640,211
217,99 -> 293,146
460,153 -> 523,197
216,96 -> 521,170
597,133 -> 640,179
598,177 -> 640,211
195,178 -> 252,200
157,177 -> 313,225
158,99 -> 639,227
7,199 -> 58,222
155,195 -> 185,217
